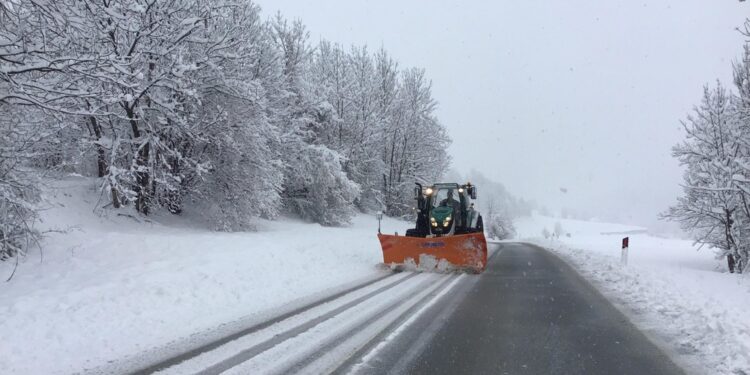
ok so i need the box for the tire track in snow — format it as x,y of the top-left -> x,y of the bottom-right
337,272 -> 469,375
147,271 -> 465,375
327,273 -> 466,375
193,273 -> 426,375
217,273 -> 461,375
134,272 -> 406,375
149,272 -> 420,374
276,274 -> 464,375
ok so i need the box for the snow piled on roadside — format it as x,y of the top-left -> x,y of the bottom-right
397,254 -> 457,273
0,176 -> 411,375
517,214 -> 750,375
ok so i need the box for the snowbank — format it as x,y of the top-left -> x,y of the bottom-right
517,214 -> 750,374
0,176 -> 411,375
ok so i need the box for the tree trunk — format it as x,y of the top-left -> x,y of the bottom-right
125,104 -> 150,215
110,186 -> 121,209
164,153 -> 182,214
88,115 -> 121,209
136,141 -> 151,215
88,116 -> 107,178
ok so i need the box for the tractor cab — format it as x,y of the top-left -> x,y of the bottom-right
410,182 -> 482,237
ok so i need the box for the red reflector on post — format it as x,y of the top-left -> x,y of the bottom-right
622,237 -> 629,249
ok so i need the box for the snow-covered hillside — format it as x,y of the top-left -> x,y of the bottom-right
517,214 -> 750,374
0,177 -> 410,375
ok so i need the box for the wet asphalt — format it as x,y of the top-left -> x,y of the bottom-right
357,242 -> 685,375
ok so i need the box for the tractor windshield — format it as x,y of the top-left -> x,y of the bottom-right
432,187 -> 461,214
432,188 -> 456,208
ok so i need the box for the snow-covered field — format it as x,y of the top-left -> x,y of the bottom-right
0,177 -> 410,375
517,214 -> 750,375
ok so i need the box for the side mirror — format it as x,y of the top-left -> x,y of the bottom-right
470,186 -> 477,199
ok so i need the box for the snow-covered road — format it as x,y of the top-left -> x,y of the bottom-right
106,242 -> 687,375
118,271 -> 465,375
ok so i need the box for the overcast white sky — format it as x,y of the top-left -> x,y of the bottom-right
255,0 -> 748,228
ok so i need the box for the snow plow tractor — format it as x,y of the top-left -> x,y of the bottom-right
378,182 -> 488,273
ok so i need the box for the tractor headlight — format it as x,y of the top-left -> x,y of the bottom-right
425,188 -> 433,196
430,217 -> 437,227
432,222 -> 438,227
443,216 -> 452,227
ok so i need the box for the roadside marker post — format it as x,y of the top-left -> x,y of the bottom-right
621,237 -> 629,265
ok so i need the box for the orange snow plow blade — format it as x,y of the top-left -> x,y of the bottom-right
378,232 -> 488,273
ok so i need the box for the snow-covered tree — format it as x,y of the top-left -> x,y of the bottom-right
0,2 -> 69,261
0,0 -> 455,253
665,83 -> 747,272
186,2 -> 284,228
463,169 -> 533,219
269,15 -> 360,225
0,104 -> 41,263
487,213 -> 516,240
381,68 -> 450,217
661,20 -> 750,274
727,38 -> 750,272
